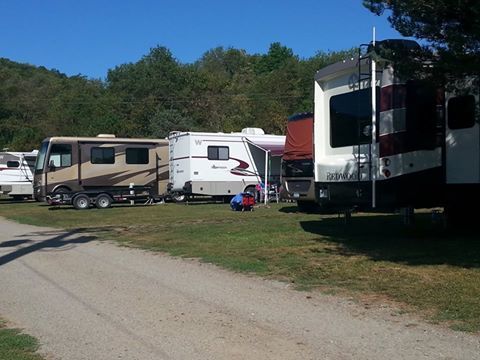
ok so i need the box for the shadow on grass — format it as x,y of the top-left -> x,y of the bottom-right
300,213 -> 480,268
278,205 -> 303,213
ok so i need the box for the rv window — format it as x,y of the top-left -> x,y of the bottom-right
330,88 -> 378,148
405,80 -> 438,150
49,144 -> 72,167
7,161 -> 20,168
126,148 -> 149,164
91,147 -> 115,164
207,146 -> 229,160
448,95 -> 476,130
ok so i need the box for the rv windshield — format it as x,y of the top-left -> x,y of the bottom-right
35,141 -> 49,172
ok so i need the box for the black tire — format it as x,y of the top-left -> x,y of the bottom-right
95,194 -> 112,209
172,193 -> 186,202
244,185 -> 258,200
73,194 -> 91,210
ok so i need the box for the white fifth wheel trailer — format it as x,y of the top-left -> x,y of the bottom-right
313,39 -> 479,219
0,150 -> 37,199
168,128 -> 285,200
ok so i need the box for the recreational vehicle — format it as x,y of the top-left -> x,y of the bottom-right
33,135 -> 169,205
168,128 -> 285,200
281,112 -> 318,211
0,150 -> 37,199
313,38 -> 479,220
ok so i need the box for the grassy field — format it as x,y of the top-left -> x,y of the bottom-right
0,319 -> 42,360
1,199 -> 479,332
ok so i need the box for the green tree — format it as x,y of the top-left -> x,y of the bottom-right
148,108 -> 196,138
255,42 -> 296,74
364,0 -> 480,83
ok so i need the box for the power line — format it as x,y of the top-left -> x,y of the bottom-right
3,91 -> 309,106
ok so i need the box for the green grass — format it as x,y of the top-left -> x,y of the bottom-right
1,199 -> 480,332
0,320 -> 42,360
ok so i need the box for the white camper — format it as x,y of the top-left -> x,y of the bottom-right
313,39 -> 479,218
0,150 -> 38,199
168,128 -> 285,199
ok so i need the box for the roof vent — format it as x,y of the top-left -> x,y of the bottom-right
96,134 -> 116,138
241,128 -> 265,135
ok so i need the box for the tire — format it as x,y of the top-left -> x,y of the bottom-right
95,194 -> 112,209
73,194 -> 91,210
244,185 -> 258,199
172,193 -> 186,202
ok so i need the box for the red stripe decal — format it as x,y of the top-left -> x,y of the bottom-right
380,84 -> 407,112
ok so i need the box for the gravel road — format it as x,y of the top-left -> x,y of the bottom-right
0,217 -> 478,360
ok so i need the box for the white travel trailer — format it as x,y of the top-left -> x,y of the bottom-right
168,128 -> 285,199
313,39 -> 479,219
0,150 -> 37,199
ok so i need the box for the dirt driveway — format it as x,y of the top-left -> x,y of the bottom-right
0,217 -> 478,360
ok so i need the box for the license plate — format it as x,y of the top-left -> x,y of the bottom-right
293,192 -> 300,198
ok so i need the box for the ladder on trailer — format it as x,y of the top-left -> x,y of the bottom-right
357,42 -> 382,208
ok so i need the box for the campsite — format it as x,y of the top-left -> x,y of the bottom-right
1,198 -> 480,334
1,1 -> 479,359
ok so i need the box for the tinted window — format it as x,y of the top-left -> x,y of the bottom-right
330,88 -> 379,148
406,80 -> 438,149
448,95 -> 476,130
49,144 -> 72,167
91,147 -> 115,164
7,161 -> 20,168
207,146 -> 229,160
126,148 -> 149,164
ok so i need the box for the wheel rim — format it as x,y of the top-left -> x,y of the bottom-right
174,194 -> 185,202
77,198 -> 88,209
98,198 -> 109,207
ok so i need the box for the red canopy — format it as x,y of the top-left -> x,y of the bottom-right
283,113 -> 313,161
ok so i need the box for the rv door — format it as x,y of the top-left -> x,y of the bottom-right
446,94 -> 479,184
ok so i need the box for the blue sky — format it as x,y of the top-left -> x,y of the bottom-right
0,0 -> 404,79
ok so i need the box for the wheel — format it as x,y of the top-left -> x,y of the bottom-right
73,194 -> 91,210
95,194 -> 112,209
172,193 -> 186,202
244,185 -> 258,200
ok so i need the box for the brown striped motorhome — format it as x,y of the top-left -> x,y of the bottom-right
313,39 -> 479,221
33,135 -> 169,202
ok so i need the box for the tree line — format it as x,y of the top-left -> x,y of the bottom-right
0,44 -> 355,151
2,0 -> 478,151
